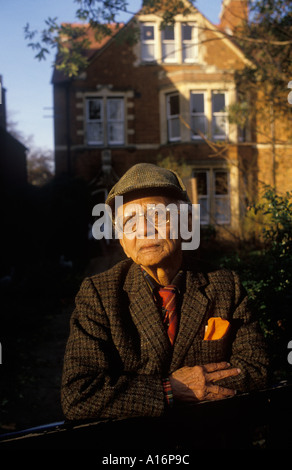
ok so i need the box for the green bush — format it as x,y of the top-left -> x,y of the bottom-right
220,186 -> 292,382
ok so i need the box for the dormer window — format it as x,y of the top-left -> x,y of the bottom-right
140,21 -> 198,64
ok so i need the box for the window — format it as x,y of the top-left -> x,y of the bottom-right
107,98 -> 124,145
140,21 -> 198,64
190,92 -> 207,139
194,171 -> 210,224
214,171 -> 230,224
182,23 -> 197,63
212,92 -> 228,139
167,93 -> 180,142
162,25 -> 176,63
193,169 -> 230,225
86,98 -> 103,145
86,97 -> 124,146
141,23 -> 156,62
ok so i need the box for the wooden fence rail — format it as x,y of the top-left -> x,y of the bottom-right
0,382 -> 291,450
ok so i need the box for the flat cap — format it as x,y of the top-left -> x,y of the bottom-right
105,163 -> 190,209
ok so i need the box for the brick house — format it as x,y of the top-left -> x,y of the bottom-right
52,0 -> 292,241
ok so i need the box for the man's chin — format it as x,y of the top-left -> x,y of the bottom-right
137,245 -> 168,266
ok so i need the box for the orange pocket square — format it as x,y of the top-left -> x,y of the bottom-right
203,317 -> 230,340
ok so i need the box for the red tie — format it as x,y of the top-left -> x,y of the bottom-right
157,285 -> 178,345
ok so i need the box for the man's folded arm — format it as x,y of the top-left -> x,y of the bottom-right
61,278 -> 167,421
216,271 -> 269,392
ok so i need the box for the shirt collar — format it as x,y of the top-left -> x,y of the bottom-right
140,267 -> 184,295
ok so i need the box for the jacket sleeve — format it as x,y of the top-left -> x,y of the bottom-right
217,270 -> 269,392
61,277 -> 166,421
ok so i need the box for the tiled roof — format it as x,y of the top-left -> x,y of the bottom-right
51,22 -> 124,83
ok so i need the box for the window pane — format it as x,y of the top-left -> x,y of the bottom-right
213,93 -> 225,113
195,172 -> 207,195
215,197 -> 230,224
183,44 -> 196,62
89,99 -> 102,120
213,115 -> 227,137
191,93 -> 204,113
169,118 -> 180,139
163,25 -> 174,40
198,197 -> 209,223
215,172 -> 228,195
142,43 -> 155,61
191,116 -> 207,136
87,122 -> 103,144
182,24 -> 192,41
108,99 -> 123,121
169,94 -> 179,115
108,123 -> 124,144
142,25 -> 154,41
163,43 -> 176,61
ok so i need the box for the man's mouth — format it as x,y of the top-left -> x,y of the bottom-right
139,243 -> 161,251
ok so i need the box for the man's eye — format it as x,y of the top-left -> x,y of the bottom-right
123,214 -> 138,232
123,214 -> 136,225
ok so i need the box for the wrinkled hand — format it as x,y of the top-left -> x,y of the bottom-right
169,362 -> 241,402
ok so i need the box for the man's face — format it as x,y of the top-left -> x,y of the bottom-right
117,196 -> 182,267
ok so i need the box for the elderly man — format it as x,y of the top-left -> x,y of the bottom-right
61,163 -> 268,421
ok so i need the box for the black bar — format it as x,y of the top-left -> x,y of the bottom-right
0,383 -> 291,450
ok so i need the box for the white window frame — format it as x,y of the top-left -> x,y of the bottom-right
161,24 -> 177,63
182,22 -> 198,63
141,22 -> 157,62
166,93 -> 181,142
212,91 -> 228,140
190,91 -> 207,140
86,97 -> 125,147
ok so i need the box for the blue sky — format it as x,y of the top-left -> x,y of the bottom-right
0,0 -> 222,154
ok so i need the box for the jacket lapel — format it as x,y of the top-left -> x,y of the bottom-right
124,263 -> 172,371
170,269 -> 210,372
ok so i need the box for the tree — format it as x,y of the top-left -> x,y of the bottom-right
24,0 -> 195,77
27,148 -> 54,186
228,0 -> 292,190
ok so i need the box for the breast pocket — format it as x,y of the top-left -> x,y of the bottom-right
184,335 -> 231,366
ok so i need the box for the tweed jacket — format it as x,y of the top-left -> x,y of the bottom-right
61,256 -> 269,421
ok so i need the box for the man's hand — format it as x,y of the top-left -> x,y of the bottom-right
169,362 -> 241,402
